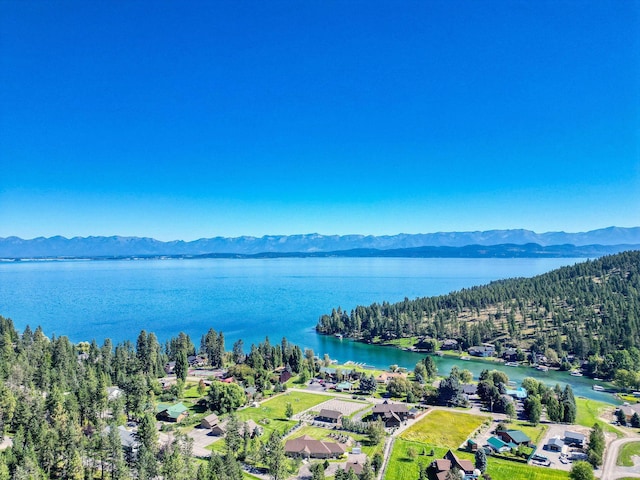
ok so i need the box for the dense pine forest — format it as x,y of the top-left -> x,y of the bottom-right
0,317 -> 310,479
317,250 -> 640,383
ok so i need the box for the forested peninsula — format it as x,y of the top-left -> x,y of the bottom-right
317,250 -> 640,384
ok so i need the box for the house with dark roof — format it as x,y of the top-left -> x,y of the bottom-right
156,402 -> 189,423
343,461 -> 364,476
545,437 -> 565,452
279,370 -> 293,384
441,339 -> 459,350
317,409 -> 343,424
372,401 -> 409,427
497,429 -> 531,446
430,450 -> 477,480
104,426 -> 139,462
284,435 -> 346,459
188,355 -> 207,367
564,431 -> 586,447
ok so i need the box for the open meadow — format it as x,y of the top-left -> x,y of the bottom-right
399,409 -> 489,448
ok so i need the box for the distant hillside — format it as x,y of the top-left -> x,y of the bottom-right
1,226 -> 639,258
317,250 -> 640,380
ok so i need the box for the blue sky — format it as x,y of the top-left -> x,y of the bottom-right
1,1 -> 638,240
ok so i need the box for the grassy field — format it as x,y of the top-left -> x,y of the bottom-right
237,391 -> 327,421
617,441 -> 640,467
484,456 -> 570,480
400,409 -> 489,448
385,439 -> 448,479
575,397 -> 622,437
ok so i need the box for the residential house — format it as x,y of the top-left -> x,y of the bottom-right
503,348 -> 519,362
372,401 -> 409,428
375,372 -> 407,384
201,413 -> 220,429
486,436 -> 516,453
164,361 -> 176,374
343,461 -> 364,475
462,384 -> 478,400
106,386 -> 123,401
545,437 -> 565,452
618,404 -> 640,423
317,409 -> 343,424
187,355 -> 207,367
335,381 -> 353,392
104,426 -> 139,462
497,429 -> 531,446
242,419 -> 263,438
156,402 -> 189,423
564,431 -> 586,447
279,370 -> 293,384
430,450 -> 477,480
441,339 -> 459,350
468,345 -> 495,357
284,435 -> 346,459
505,387 -> 528,400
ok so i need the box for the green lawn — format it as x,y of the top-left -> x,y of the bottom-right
575,397 -> 623,437
400,409 -> 489,448
617,441 -> 640,467
385,439 -> 447,479
244,391 -> 328,419
485,456 -> 570,480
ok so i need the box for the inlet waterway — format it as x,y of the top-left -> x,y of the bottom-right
0,256 -> 616,402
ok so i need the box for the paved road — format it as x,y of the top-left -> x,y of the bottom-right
600,437 -> 640,480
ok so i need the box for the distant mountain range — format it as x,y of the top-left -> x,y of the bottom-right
1,226 -> 639,259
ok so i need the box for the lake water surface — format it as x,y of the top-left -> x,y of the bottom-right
1,256 -> 614,402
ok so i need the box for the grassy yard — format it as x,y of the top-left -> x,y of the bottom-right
575,397 -> 622,437
385,439 -> 448,479
485,456 -> 570,480
617,441 -> 640,467
501,420 -> 547,445
236,391 -> 326,422
400,409 -> 489,448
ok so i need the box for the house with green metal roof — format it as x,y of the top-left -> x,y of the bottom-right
497,429 -> 531,446
487,436 -> 517,453
156,402 -> 189,422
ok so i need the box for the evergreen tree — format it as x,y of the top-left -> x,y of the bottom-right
475,448 -> 487,473
175,349 -> 188,383
262,431 -> 288,480
587,423 -> 605,468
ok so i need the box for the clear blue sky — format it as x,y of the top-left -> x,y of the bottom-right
1,1 -> 638,241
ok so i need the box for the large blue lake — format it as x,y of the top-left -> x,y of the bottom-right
0,256 -> 615,402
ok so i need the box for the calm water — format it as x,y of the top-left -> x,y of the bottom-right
0,256 -> 614,402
